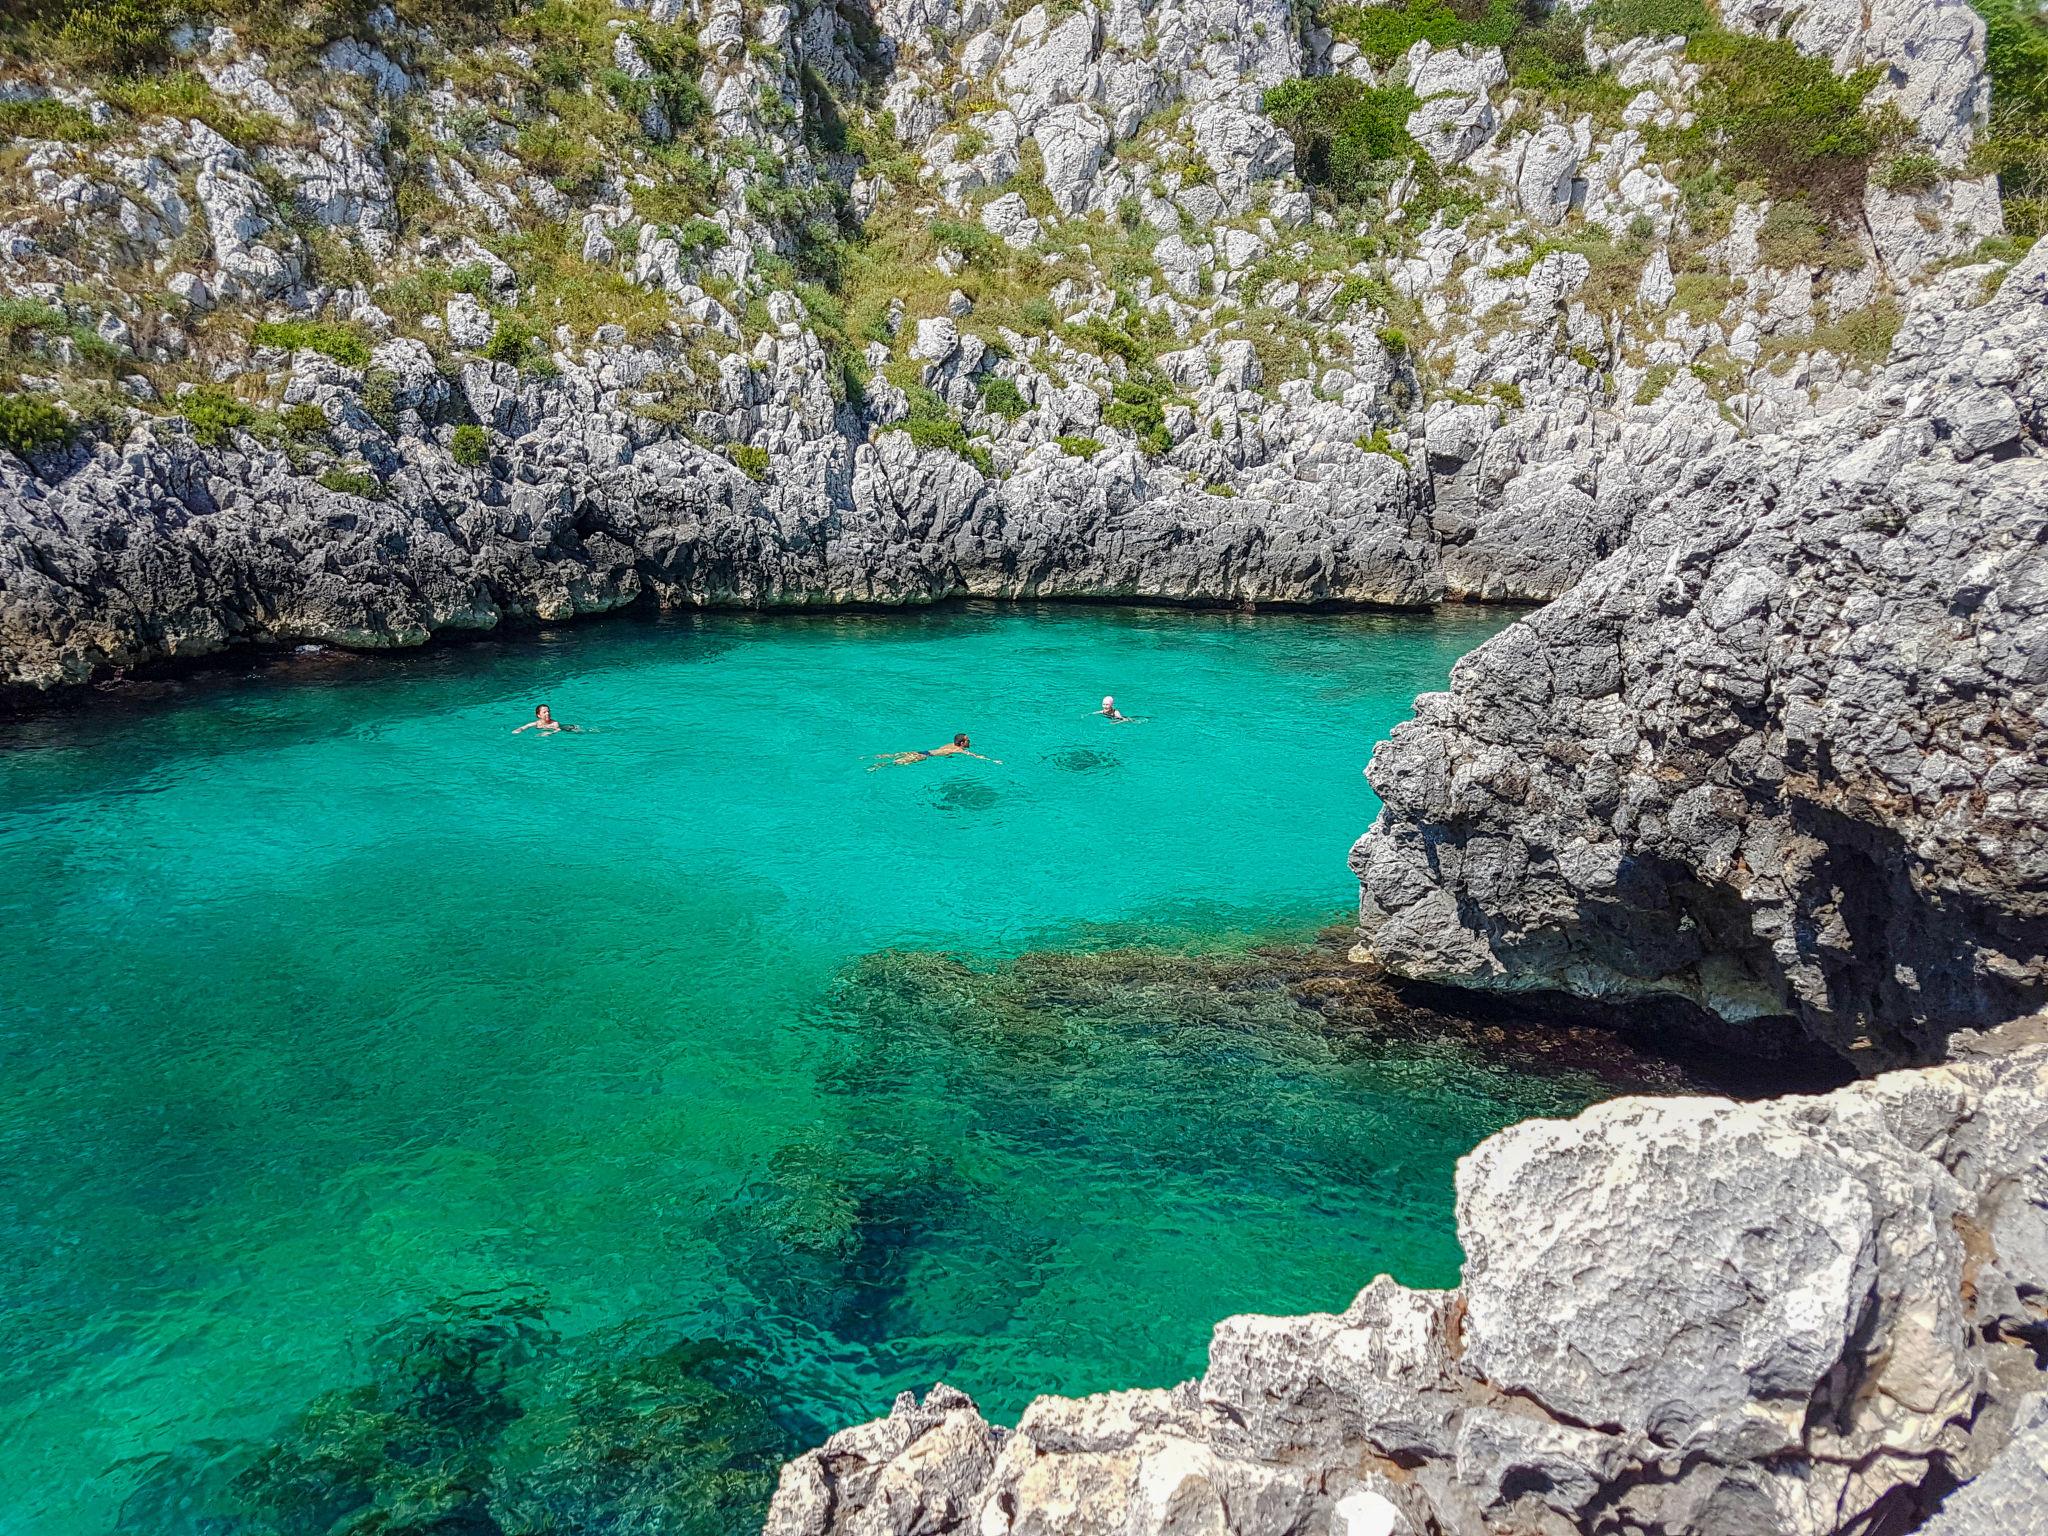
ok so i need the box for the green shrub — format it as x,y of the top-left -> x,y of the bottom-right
1877,151 -> 1945,193
1332,273 -> 1396,315
1505,14 -> 1634,117
724,442 -> 770,480
977,374 -> 1029,420
928,218 -> 998,262
481,315 -> 549,370
252,319 -> 373,369
102,70 -> 280,146
1328,0 -> 1521,63
1786,298 -> 1903,366
1066,315 -> 1155,368
1755,198 -> 1864,270
1101,374 -> 1171,455
318,467 -> 385,499
1672,270 -> 1735,319
1680,31 -> 1900,214
1354,427 -> 1408,465
1203,482 -> 1235,496
1584,0 -> 1711,41
0,393 -> 73,457
0,296 -> 123,369
449,424 -> 490,467
279,403 -> 330,440
674,216 -> 727,251
1633,362 -> 1680,405
379,262 -> 496,320
901,385 -> 978,461
181,389 -> 254,448
46,0 -> 178,72
1970,0 -> 2048,234
1055,434 -> 1104,459
0,97 -> 103,141
1376,325 -> 1411,357
1260,76 -> 1419,201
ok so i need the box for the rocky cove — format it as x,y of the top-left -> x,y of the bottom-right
4,0 -> 2048,1531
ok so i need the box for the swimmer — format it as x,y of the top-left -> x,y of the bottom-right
869,733 -> 1001,768
1099,695 -> 1130,722
513,704 -> 582,734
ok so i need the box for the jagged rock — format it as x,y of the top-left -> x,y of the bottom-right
1188,99 -> 1293,207
1514,123 -> 1579,225
978,191 -> 1042,248
1404,42 -> 1506,165
194,161 -> 300,298
1033,103 -> 1111,215
1354,246 -> 2048,1065
763,1041 -> 2048,1536
1919,1394 -> 2048,1535
444,293 -> 495,350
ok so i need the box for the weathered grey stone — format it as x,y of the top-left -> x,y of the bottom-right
762,1044 -> 2048,1536
1355,244 -> 2048,1065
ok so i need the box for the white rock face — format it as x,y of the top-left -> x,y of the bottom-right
1032,103 -> 1111,214
762,1038 -> 2048,1536
1404,42 -> 1507,165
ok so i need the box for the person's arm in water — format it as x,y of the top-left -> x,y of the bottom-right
512,722 -> 538,733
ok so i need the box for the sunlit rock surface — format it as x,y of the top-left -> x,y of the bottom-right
764,1035 -> 2048,1536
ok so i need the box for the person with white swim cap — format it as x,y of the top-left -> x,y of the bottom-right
1100,696 -> 1131,722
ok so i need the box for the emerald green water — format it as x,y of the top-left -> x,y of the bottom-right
0,603 -> 1624,1535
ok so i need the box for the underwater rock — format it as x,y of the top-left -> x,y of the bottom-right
1048,747 -> 1120,772
119,1289 -> 798,1536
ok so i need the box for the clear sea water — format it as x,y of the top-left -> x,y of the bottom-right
0,603 -> 1629,1535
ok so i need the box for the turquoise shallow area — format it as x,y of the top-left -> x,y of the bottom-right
0,602 -> 1617,1535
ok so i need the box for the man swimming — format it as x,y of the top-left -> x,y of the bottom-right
513,704 -> 581,734
870,733 -> 1000,768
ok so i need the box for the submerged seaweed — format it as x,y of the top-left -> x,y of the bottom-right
119,1291 -> 797,1536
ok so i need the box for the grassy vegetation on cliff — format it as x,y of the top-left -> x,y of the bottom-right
1972,0 -> 2048,239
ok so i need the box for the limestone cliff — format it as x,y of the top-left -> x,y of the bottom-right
0,0 -> 2029,687
1351,216 -> 2048,1070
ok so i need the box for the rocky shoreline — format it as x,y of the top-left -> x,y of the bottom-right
764,1025 -> 2048,1536
750,241 -> 2048,1536
6,0 -> 2048,1530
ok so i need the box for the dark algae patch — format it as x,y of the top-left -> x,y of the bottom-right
109,931 -> 1708,1536
116,1290 -> 800,1536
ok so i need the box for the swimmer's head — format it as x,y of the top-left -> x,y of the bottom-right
1102,696 -> 1115,710
535,705 -> 552,720
954,733 -> 970,748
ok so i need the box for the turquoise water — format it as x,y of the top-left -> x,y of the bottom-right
0,603 -> 1628,1535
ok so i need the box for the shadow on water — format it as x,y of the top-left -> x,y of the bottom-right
1048,747 -> 1119,772
928,778 -> 1002,813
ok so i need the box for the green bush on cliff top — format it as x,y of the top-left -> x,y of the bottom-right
0,394 -> 74,458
